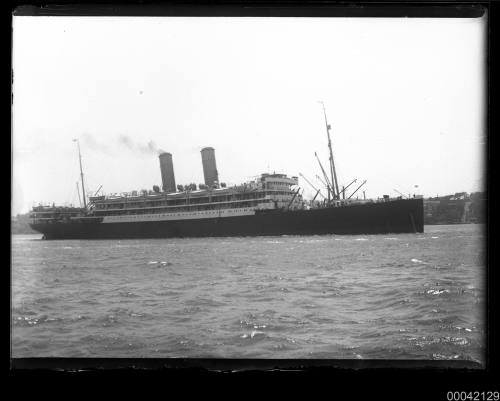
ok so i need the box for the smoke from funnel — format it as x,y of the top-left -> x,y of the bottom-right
118,135 -> 164,155
81,133 -> 111,153
79,133 -> 165,155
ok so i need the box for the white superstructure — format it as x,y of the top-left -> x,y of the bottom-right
88,173 -> 303,223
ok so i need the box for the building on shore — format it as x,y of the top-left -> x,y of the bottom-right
424,192 -> 486,225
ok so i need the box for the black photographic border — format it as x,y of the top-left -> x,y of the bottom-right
7,0 -> 496,395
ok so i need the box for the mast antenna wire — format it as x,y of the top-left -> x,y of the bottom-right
73,138 -> 87,209
62,155 -> 78,204
76,181 -> 82,207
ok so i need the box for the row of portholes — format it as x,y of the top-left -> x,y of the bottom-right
110,208 -> 253,219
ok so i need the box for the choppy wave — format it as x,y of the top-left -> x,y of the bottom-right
11,224 -> 485,363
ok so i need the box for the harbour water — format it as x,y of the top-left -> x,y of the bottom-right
11,224 -> 485,364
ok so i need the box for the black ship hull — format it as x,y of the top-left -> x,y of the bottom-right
30,198 -> 423,240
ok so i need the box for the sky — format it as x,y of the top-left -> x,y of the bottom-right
12,16 -> 486,215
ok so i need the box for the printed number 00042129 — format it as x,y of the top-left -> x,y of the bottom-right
447,392 -> 499,401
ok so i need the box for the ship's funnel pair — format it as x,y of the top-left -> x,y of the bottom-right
158,147 -> 219,193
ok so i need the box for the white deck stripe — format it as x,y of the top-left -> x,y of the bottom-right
102,207 -> 256,223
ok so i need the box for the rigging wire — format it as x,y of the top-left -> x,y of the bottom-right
377,174 -> 415,197
62,154 -> 78,205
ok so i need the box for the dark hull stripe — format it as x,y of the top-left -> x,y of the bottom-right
30,199 -> 424,240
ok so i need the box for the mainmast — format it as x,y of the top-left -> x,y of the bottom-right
319,101 -> 340,200
73,138 -> 87,209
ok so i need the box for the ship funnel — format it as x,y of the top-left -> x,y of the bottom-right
158,152 -> 176,193
201,147 -> 219,188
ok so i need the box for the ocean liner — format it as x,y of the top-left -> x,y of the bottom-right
29,110 -> 424,239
